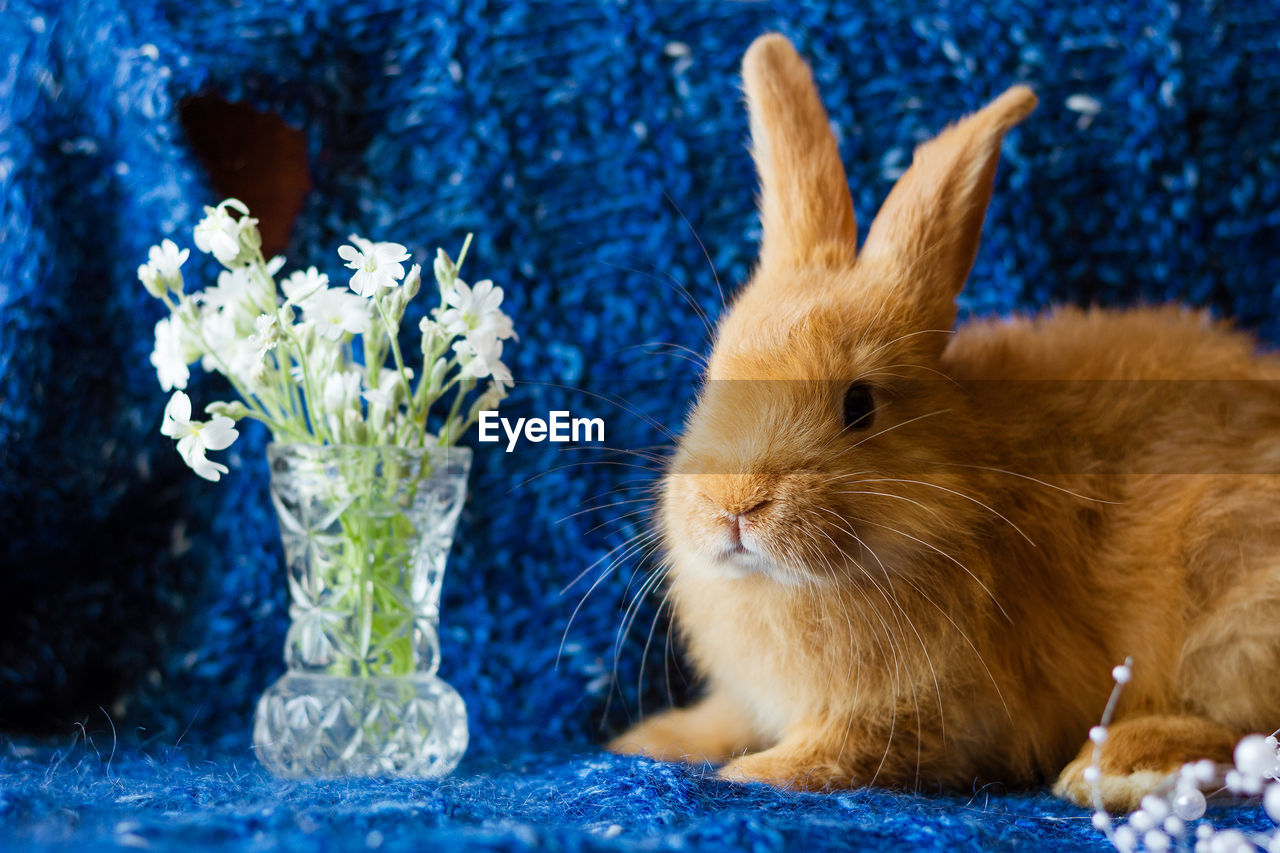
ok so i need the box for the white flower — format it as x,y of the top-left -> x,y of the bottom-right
160,390 -> 239,481
362,367 -> 413,409
201,267 -> 259,319
337,235 -> 410,298
193,199 -> 251,266
453,337 -> 512,387
150,316 -> 194,391
251,313 -> 282,360
137,239 -> 189,297
419,316 -> 447,340
322,370 -> 362,416
282,267 -> 329,305
437,278 -> 514,342
199,309 -> 260,383
303,288 -> 372,341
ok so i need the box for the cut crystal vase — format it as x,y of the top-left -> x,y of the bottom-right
253,443 -> 471,778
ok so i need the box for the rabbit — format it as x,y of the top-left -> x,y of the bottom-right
606,33 -> 1280,812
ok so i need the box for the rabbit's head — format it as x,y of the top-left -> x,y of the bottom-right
662,35 -> 1036,587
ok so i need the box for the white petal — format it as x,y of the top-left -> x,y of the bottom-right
189,452 -> 229,482
337,245 -> 362,267
211,231 -> 240,263
445,280 -> 471,309
163,389 -> 192,429
176,433 -> 199,462
201,417 -> 239,451
375,242 -> 410,264
349,270 -> 377,298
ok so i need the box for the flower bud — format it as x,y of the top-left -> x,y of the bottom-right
429,356 -> 448,390
434,249 -> 455,288
238,216 -> 262,254
384,286 -> 409,323
249,359 -> 270,387
205,400 -> 250,421
403,264 -> 421,300
138,262 -> 166,298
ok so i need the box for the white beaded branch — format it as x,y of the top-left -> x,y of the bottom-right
1088,659 -> 1280,853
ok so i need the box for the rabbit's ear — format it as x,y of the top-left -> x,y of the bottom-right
860,86 -> 1037,327
743,34 -> 857,270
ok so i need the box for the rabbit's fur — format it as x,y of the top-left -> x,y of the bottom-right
607,34 -> 1280,810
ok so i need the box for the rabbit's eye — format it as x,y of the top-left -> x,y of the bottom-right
842,383 -> 875,431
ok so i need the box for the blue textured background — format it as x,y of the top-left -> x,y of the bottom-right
3,0 -> 1279,849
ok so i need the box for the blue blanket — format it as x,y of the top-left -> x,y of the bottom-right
3,0 -> 1279,849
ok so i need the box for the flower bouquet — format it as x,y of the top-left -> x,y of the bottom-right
138,199 -> 516,777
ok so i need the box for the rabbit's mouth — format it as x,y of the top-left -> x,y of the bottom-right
716,536 -> 775,576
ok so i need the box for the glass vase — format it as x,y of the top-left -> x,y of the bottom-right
253,443 -> 471,778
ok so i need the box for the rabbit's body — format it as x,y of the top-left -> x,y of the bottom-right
662,307 -> 1280,794
608,34 -> 1280,809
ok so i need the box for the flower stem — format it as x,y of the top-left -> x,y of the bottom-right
374,296 -> 415,445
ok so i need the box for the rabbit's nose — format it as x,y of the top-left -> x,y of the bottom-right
718,499 -> 772,542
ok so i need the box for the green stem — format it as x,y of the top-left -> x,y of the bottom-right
374,297 -> 415,445
454,233 -> 473,274
438,376 -> 473,446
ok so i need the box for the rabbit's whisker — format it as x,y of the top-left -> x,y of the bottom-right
934,461 -> 1122,505
835,489 -> 948,523
611,561 -> 670,712
813,509 -> 940,776
855,477 -> 1033,546
520,379 -> 682,444
845,409 -> 954,451
599,252 -> 716,345
856,514 -> 1010,623
662,187 -> 728,311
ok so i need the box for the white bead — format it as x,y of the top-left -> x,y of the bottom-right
1112,664 -> 1132,684
1236,735 -> 1277,778
1084,766 -> 1102,784
1195,841 -> 1210,853
1197,824 -> 1215,840
1241,774 -> 1265,795
1130,810 -> 1155,833
1269,831 -> 1280,853
1092,812 -> 1112,830
1196,760 -> 1219,783
1144,829 -> 1172,851
1265,783 -> 1280,823
1114,825 -> 1137,852
1142,795 -> 1171,821
1210,829 -> 1248,853
1175,789 -> 1208,821
1089,725 -> 1109,745
1164,816 -> 1185,837
1225,769 -> 1243,793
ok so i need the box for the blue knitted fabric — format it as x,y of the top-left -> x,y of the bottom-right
3,0 -> 1279,849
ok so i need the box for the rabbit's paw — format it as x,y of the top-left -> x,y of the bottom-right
717,747 -> 853,791
1054,714 -> 1236,812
